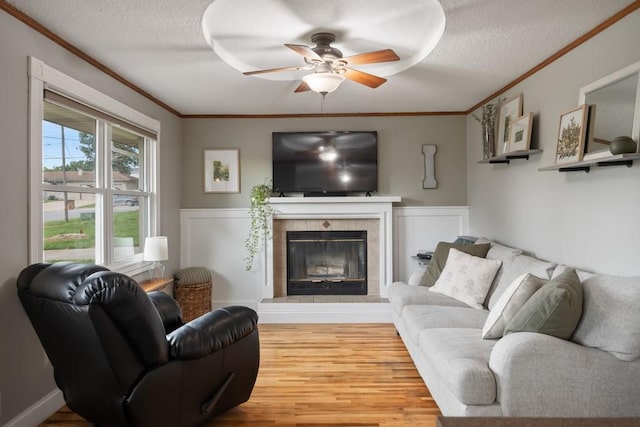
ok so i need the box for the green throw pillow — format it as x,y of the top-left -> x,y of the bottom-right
418,242 -> 491,287
504,268 -> 583,340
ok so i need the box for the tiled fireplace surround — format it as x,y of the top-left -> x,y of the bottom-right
262,197 -> 400,302
272,218 -> 380,297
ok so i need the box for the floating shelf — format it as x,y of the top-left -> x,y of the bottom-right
478,149 -> 543,165
538,153 -> 640,173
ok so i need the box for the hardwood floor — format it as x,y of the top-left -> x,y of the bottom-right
40,324 -> 440,426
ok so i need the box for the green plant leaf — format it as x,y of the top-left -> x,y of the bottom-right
244,179 -> 274,270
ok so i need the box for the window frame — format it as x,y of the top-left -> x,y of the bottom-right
29,57 -> 161,275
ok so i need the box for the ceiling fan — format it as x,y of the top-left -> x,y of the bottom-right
243,32 -> 400,94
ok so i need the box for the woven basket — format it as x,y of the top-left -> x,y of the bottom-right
174,267 -> 212,322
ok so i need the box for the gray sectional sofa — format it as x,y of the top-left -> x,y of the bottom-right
389,237 -> 640,417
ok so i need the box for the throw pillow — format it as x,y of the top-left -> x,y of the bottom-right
419,242 -> 491,287
504,269 -> 583,340
482,273 -> 546,339
429,248 -> 502,309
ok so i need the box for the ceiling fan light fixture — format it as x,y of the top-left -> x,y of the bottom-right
303,73 -> 345,94
318,148 -> 338,162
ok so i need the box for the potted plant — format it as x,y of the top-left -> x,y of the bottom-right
473,99 -> 502,159
244,180 -> 273,270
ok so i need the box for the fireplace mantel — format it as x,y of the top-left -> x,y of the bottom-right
262,196 -> 401,301
269,196 -> 401,205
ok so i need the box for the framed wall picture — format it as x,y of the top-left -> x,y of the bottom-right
497,94 -> 523,155
203,148 -> 240,193
507,113 -> 533,152
555,105 -> 588,165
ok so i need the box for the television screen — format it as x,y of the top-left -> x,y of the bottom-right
272,131 -> 378,195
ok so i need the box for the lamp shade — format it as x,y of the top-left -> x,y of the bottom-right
302,73 -> 345,94
143,236 -> 168,262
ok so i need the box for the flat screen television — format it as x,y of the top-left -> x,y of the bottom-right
272,131 -> 378,195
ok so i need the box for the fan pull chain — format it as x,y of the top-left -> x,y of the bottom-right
320,92 -> 326,112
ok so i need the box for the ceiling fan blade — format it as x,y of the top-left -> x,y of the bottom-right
243,65 -> 305,76
285,44 -> 323,61
342,49 -> 400,65
343,68 -> 387,88
294,81 -> 311,93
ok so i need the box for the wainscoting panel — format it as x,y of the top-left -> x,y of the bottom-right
180,209 -> 260,309
393,207 -> 470,283
181,206 -> 469,308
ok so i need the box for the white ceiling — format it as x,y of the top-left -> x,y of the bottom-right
5,0 -> 635,115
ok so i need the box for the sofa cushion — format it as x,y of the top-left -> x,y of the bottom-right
475,237 -> 523,262
418,328 -> 497,405
401,305 -> 489,343
571,273 -> 640,361
504,269 -> 583,340
487,254 -> 557,310
419,242 -> 491,287
482,273 -> 546,339
388,282 -> 470,316
429,248 -> 502,309
552,264 -> 595,281
475,238 -> 523,306
407,268 -> 427,286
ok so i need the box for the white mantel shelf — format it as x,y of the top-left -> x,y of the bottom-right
269,196 -> 402,204
266,196 -> 402,220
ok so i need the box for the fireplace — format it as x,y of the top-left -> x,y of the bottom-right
286,230 -> 367,295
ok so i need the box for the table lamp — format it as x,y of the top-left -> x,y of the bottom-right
143,236 -> 168,280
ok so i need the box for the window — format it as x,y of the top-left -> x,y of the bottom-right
29,57 -> 160,273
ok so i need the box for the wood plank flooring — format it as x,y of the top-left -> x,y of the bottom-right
40,324 -> 440,426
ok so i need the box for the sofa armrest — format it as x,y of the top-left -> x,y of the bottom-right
489,332 -> 640,417
147,291 -> 184,333
167,306 -> 258,360
388,282 -> 433,315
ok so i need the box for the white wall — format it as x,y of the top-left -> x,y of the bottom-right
180,209 -> 260,309
467,9 -> 640,276
394,206 -> 469,282
0,11 -> 183,425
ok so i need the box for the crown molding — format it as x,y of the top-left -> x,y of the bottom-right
2,0 -> 639,118
465,0 -> 640,114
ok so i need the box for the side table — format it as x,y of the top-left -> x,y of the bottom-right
139,277 -> 172,293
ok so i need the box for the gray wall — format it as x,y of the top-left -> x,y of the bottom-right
466,9 -> 640,276
0,11 -> 183,424
182,115 -> 468,208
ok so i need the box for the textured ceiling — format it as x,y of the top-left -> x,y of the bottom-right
4,0 -> 636,115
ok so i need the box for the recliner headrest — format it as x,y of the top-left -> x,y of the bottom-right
18,263 -> 109,303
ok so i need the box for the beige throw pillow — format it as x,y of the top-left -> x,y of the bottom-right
482,273 -> 546,339
429,248 -> 502,309
419,242 -> 491,287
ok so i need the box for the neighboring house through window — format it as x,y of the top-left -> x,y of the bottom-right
29,57 -> 161,275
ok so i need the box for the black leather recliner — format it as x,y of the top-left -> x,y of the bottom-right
17,263 -> 260,427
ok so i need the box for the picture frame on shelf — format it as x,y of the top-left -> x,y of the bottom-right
497,94 -> 523,155
507,112 -> 533,153
203,148 -> 240,193
555,104 -> 588,165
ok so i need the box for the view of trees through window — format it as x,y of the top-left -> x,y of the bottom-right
42,100 -> 149,264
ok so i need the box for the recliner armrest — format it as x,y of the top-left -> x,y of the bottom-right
148,291 -> 184,334
167,306 -> 258,360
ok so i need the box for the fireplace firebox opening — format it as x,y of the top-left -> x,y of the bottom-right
286,230 -> 367,295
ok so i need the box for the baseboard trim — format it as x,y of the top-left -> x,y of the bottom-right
257,302 -> 392,323
4,389 -> 64,427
